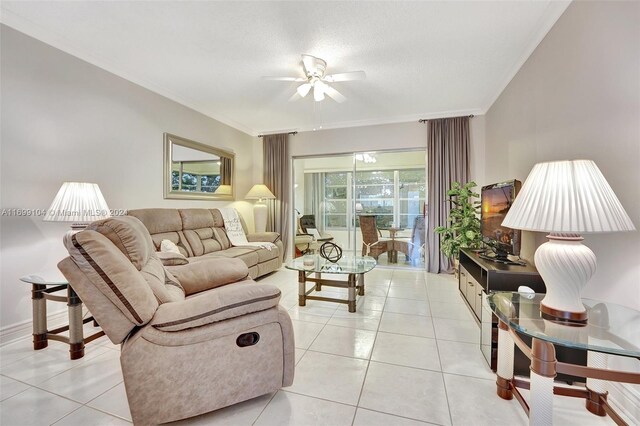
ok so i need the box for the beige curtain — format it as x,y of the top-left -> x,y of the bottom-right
426,116 -> 470,273
220,157 -> 232,185
263,133 -> 290,260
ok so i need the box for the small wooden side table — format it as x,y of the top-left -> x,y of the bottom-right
20,275 -> 105,360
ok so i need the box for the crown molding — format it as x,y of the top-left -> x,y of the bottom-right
257,108 -> 485,135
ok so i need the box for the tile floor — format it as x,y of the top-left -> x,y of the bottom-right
0,268 -> 617,425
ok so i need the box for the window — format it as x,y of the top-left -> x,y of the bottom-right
323,168 -> 425,230
172,171 -> 221,192
324,172 -> 348,228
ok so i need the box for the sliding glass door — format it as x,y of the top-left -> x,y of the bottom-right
292,149 -> 426,269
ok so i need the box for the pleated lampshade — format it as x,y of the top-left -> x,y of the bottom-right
43,182 -> 111,223
502,160 -> 635,233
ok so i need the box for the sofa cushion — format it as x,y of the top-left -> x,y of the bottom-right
180,209 -> 215,230
86,216 -> 154,271
128,208 -> 183,234
151,281 -> 281,332
166,257 -> 249,296
64,230 -> 158,325
205,247 -> 260,267
156,251 -> 189,266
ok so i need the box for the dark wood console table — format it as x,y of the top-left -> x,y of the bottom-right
458,248 -> 546,370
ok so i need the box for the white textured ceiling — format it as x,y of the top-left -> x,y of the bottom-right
1,1 -> 570,135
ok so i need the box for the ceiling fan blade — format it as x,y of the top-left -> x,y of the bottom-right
297,83 -> 312,97
288,92 -> 302,102
324,85 -> 347,103
313,84 -> 325,102
324,71 -> 366,82
262,76 -> 306,82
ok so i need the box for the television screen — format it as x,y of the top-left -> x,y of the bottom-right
481,180 -> 521,255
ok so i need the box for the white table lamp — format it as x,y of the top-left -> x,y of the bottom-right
43,182 -> 111,231
245,184 -> 276,233
502,160 -> 635,322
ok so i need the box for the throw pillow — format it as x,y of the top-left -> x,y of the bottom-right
160,239 -> 181,254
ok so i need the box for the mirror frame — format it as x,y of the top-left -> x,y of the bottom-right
163,133 -> 235,201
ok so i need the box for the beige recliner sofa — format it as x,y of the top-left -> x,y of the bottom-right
128,208 -> 282,279
58,216 -> 295,425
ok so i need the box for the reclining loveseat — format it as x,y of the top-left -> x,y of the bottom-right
58,215 -> 295,424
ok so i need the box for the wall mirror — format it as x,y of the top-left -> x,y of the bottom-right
164,133 -> 235,200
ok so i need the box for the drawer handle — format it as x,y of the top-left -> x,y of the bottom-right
468,282 -> 474,287
236,332 -> 260,347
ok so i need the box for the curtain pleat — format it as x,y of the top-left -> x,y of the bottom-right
263,133 -> 290,260
220,157 -> 232,185
426,117 -> 470,273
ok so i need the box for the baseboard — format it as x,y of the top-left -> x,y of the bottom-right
608,382 -> 640,424
0,308 -> 68,346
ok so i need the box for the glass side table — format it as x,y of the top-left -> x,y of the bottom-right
285,255 -> 376,312
20,275 -> 105,360
488,292 -> 640,426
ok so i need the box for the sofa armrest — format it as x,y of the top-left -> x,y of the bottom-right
166,257 -> 249,296
246,232 -> 281,244
150,282 -> 281,332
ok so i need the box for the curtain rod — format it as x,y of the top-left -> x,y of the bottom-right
418,114 -> 474,123
258,131 -> 298,138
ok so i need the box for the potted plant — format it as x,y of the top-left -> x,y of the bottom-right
434,181 -> 482,276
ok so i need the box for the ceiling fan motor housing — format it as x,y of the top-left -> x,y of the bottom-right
305,56 -> 327,78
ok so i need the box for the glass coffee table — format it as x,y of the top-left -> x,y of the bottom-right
285,255 -> 376,312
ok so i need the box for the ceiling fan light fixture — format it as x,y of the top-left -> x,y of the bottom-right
297,83 -> 312,97
313,83 -> 326,102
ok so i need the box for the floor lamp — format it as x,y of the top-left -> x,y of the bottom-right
245,184 -> 276,233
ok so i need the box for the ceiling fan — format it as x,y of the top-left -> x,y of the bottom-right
263,54 -> 366,103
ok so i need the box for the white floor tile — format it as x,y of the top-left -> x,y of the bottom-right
0,375 -> 30,402
444,373 -> 526,426
378,312 -> 435,338
356,295 -> 387,312
433,317 -> 480,344
387,286 -> 428,300
328,309 -> 382,331
38,350 -> 124,403
437,340 -> 494,380
384,298 -> 431,316
371,332 -> 441,371
353,408 -> 433,426
168,392 -> 275,425
54,406 -> 131,425
0,344 -> 108,385
254,391 -> 356,426
290,319 -> 325,349
429,300 -> 474,320
288,306 -> 335,324
87,383 -> 132,422
294,349 -> 306,364
0,387 -> 81,425
0,338 -> 67,367
309,325 -> 376,359
359,362 -> 451,425
287,351 -> 368,405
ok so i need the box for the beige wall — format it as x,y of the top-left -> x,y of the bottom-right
485,1 -> 639,309
484,2 -> 639,417
0,26 -> 256,333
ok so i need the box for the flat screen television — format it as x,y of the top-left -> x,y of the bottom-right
480,180 -> 522,260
